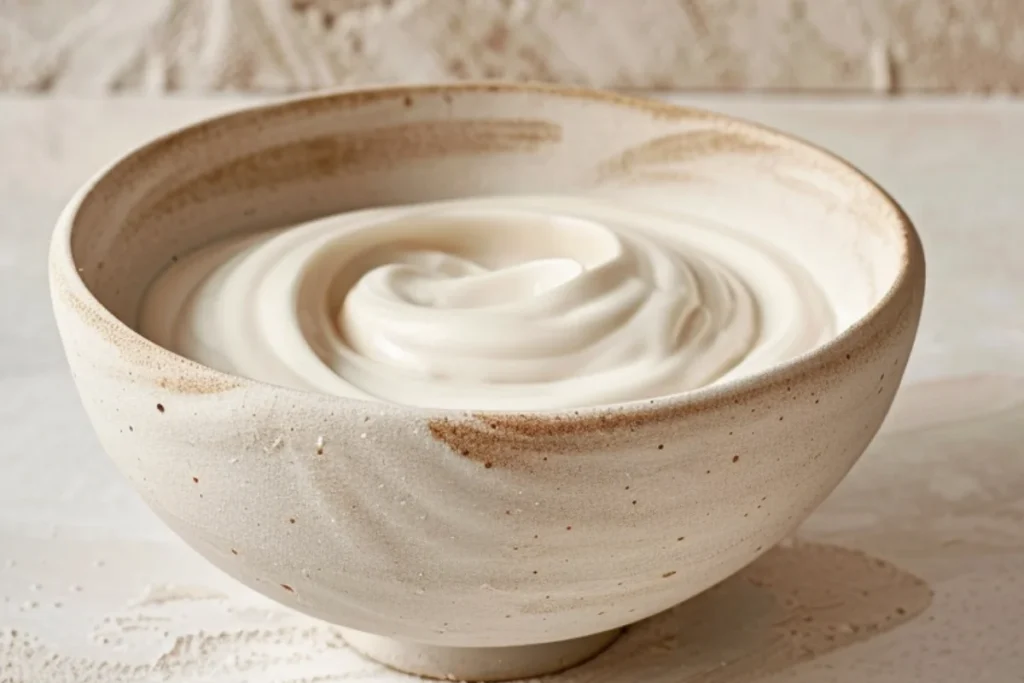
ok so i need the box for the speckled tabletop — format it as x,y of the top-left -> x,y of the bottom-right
1,96 -> 1022,682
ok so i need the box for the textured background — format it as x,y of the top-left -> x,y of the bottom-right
3,96 -> 1024,681
3,0 -> 1024,94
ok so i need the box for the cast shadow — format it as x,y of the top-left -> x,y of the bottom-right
554,540 -> 931,683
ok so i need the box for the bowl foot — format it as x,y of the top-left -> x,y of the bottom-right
340,627 -> 622,682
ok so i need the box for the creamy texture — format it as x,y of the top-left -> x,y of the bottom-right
138,195 -> 834,410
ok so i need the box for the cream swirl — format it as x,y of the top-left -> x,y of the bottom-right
138,196 -> 834,410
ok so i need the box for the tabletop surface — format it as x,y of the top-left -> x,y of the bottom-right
1,95 -> 1022,682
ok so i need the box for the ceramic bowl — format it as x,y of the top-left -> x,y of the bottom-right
50,83 -> 924,681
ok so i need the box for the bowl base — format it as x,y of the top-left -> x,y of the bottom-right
340,627 -> 622,681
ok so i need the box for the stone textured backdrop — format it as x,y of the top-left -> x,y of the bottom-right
2,0 -> 1023,94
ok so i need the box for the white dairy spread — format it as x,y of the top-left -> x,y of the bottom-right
138,195 -> 835,410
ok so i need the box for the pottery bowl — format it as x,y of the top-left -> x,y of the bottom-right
50,83 -> 924,681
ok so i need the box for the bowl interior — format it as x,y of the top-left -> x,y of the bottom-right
67,85 -> 908,371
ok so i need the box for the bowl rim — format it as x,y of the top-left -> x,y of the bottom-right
50,81 -> 925,421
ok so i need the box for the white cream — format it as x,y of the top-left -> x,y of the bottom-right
138,195 -> 835,410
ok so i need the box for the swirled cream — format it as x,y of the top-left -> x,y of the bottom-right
138,195 -> 834,410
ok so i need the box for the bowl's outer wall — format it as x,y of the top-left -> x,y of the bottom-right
49,84 -> 925,648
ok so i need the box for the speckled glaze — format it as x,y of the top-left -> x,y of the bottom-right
49,83 -> 925,682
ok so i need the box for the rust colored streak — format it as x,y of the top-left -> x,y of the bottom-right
428,407 -> 673,461
606,169 -> 701,187
53,272 -> 134,351
155,373 -> 242,395
427,411 -> 650,469
596,129 -> 775,182
141,119 -> 562,224
53,274 -> 242,395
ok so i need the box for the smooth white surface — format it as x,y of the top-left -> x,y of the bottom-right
138,193 -> 835,410
2,95 -> 1023,681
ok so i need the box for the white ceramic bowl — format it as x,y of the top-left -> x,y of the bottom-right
50,83 -> 924,681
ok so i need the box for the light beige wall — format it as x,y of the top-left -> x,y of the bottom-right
3,0 -> 1023,94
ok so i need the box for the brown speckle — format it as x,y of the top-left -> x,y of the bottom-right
677,536 -> 685,541
448,58 -> 468,78
156,403 -> 165,413
230,549 -> 238,555
280,584 -> 294,593
484,462 -> 493,469
191,476 -> 199,484
657,444 -> 664,450
289,518 -> 296,524
732,455 -> 740,463
662,571 -> 677,578
566,525 -> 572,531
403,96 -> 413,107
